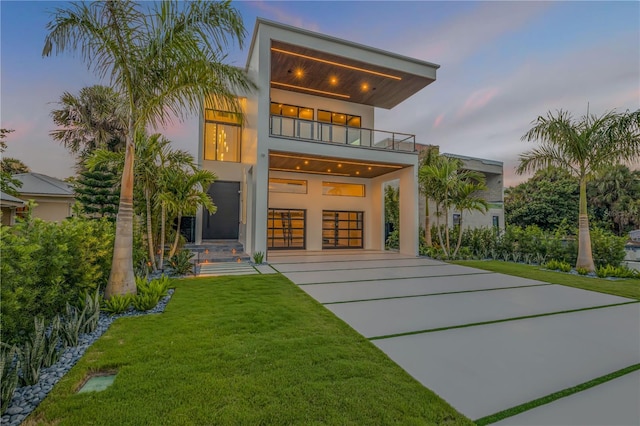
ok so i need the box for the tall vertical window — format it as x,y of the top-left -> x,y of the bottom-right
204,109 -> 241,162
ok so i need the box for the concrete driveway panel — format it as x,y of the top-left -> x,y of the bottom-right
268,251 -> 413,264
273,257 -> 444,273
326,285 -> 632,338
300,273 -> 548,303
283,264 -> 489,284
493,370 -> 640,426
373,303 -> 640,420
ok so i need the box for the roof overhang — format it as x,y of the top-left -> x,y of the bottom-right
248,18 -> 440,109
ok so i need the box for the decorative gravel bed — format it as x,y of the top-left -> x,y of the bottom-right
1,289 -> 175,426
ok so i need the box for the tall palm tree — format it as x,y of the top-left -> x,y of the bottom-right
418,145 -> 440,247
452,181 -> 489,257
518,108 -> 640,271
43,0 -> 254,297
160,168 -> 217,258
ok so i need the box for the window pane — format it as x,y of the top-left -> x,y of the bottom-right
269,178 -> 307,194
205,109 -> 241,125
270,102 -> 282,115
282,105 -> 299,118
332,113 -> 346,125
299,108 -> 313,120
347,115 -> 361,127
318,110 -> 331,123
322,182 -> 365,197
204,122 -> 217,160
215,124 -> 240,162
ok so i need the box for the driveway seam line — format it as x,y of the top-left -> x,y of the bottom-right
276,262 -> 449,273
474,363 -> 640,426
294,271 -> 496,285
321,283 -> 553,304
367,301 -> 640,340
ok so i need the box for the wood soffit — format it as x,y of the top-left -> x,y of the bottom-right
269,151 -> 408,178
270,41 -> 435,109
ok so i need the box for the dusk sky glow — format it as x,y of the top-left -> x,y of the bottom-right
1,1 -> 639,186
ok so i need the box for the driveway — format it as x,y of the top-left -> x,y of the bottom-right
269,251 -> 640,425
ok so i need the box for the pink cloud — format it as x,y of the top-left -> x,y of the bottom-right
459,87 -> 500,116
433,113 -> 445,128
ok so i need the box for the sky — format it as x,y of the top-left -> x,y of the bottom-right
1,1 -> 639,187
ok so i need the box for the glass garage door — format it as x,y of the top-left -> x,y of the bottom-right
322,210 -> 363,249
268,209 -> 306,249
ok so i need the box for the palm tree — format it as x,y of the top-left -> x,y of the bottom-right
419,155 -> 485,257
160,168 -> 217,258
452,181 -> 489,257
418,145 -> 440,247
43,1 -> 254,298
1,157 -> 30,174
518,108 -> 640,271
50,85 -> 127,163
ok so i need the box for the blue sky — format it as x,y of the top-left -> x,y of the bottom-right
1,1 -> 639,186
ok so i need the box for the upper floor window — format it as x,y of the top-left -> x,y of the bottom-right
204,108 -> 241,162
270,102 -> 313,120
318,110 -> 361,128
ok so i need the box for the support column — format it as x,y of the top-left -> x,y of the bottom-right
398,165 -> 418,256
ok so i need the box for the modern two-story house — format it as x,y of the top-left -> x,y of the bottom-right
195,18 -> 439,259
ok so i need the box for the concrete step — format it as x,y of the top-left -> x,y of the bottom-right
197,262 -> 258,277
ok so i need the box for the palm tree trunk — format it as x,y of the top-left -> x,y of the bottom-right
444,207 -> 451,256
145,187 -> 157,272
453,213 -> 464,257
105,134 -> 137,299
424,200 -> 432,247
576,177 -> 596,271
159,201 -> 166,271
435,205 -> 446,254
170,211 -> 182,258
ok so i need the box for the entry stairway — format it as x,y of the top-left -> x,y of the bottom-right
184,240 -> 268,277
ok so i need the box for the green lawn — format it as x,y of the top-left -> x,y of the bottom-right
27,275 -> 472,426
453,260 -> 640,300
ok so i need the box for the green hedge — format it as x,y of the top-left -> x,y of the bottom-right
1,216 -> 114,344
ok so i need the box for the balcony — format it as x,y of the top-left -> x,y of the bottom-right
270,115 -> 416,153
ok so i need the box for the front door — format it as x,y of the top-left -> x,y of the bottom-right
203,181 -> 240,239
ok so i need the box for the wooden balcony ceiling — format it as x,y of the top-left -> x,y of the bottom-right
270,41 -> 434,109
269,152 -> 407,178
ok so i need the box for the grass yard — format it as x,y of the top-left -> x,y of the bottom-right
26,274 -> 472,426
453,260 -> 640,300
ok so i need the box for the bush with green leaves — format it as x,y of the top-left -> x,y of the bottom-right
0,216 -> 114,344
102,294 -> 133,315
252,251 -> 265,264
137,275 -> 170,299
1,343 -> 20,415
544,260 -> 572,272
132,293 -> 161,312
596,264 -> 640,279
576,267 -> 590,276
167,250 -> 194,276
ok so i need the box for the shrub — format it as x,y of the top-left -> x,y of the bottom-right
167,250 -> 194,276
385,229 -> 399,250
597,264 -> 639,279
576,267 -> 590,276
102,294 -> 132,315
43,316 -> 61,368
253,251 -> 265,264
137,275 -> 170,299
545,260 -> 572,272
0,217 -> 114,344
0,343 -> 20,415
78,290 -> 102,334
590,228 -> 626,268
132,293 -> 161,312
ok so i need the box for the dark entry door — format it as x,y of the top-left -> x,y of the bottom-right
203,181 -> 240,239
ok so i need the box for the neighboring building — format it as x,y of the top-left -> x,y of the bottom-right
415,146 -> 505,234
12,173 -> 74,222
196,18 -> 440,257
0,191 -> 26,226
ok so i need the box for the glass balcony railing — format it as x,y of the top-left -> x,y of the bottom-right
269,115 -> 416,152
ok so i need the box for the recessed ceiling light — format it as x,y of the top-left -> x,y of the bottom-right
362,83 -> 369,91
304,160 -> 309,165
330,77 -> 337,85
327,169 -> 331,172
295,69 -> 303,78
337,164 -> 342,168
296,166 -> 300,170
356,171 -> 360,175
368,167 -> 372,170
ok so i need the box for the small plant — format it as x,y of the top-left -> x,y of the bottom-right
79,290 -> 102,334
59,303 -> 84,348
501,251 -> 511,262
137,275 -> 170,299
167,250 -> 194,276
544,259 -> 571,272
43,315 -> 61,368
511,252 -> 521,263
0,343 -> 20,415
252,251 -> 265,264
535,252 -> 547,266
576,267 -> 590,276
132,293 -> 161,312
596,264 -> 639,279
19,317 -> 48,386
522,253 -> 533,265
102,294 -> 133,315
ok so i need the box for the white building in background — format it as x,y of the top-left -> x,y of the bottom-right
195,18 -> 440,258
